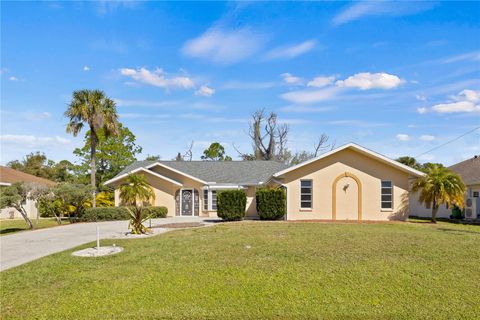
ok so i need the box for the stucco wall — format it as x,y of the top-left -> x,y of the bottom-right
0,199 -> 38,219
278,148 -> 411,221
245,186 -> 258,217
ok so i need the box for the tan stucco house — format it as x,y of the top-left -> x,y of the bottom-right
0,166 -> 56,219
105,143 -> 425,221
410,155 -> 480,219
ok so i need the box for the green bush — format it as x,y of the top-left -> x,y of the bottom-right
217,190 -> 247,221
82,207 -> 131,221
256,188 -> 286,220
450,206 -> 464,219
141,206 -> 168,218
82,206 -> 168,221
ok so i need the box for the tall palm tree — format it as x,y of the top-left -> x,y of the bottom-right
412,164 -> 465,223
120,174 -> 155,234
65,90 -> 119,207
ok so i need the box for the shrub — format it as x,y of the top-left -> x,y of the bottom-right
82,207 -> 130,221
217,190 -> 247,221
141,206 -> 168,218
450,206 -> 464,220
82,206 -> 168,222
256,188 -> 286,220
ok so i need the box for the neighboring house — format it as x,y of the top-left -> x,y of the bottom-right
0,166 -> 56,219
410,156 -> 480,219
105,143 -> 425,221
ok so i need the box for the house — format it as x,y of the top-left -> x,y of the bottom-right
0,166 -> 56,219
104,143 -> 425,221
410,156 -> 480,219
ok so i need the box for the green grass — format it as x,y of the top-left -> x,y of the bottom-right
0,218 -> 68,235
1,221 -> 479,319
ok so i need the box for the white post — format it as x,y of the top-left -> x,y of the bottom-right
96,225 -> 100,250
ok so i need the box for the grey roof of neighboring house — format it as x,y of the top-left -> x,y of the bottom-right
449,156 -> 480,186
116,160 -> 290,185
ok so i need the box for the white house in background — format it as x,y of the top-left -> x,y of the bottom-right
410,156 -> 480,219
0,166 -> 56,219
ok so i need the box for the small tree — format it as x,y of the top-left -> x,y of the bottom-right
53,183 -> 94,222
256,188 -> 286,220
412,164 -> 466,223
119,174 -> 155,234
0,183 -> 35,229
201,142 -> 232,161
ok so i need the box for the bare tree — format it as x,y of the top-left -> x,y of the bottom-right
248,109 -> 290,161
174,141 -> 194,161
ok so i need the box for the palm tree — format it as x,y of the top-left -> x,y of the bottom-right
397,156 -> 423,171
65,90 -> 119,207
412,164 -> 465,223
119,174 -> 155,234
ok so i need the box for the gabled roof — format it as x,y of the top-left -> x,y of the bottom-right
273,143 -> 426,178
0,166 -> 56,186
449,156 -> 480,185
108,160 -> 289,186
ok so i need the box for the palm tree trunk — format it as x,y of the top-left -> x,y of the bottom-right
91,133 -> 97,208
431,198 -> 438,223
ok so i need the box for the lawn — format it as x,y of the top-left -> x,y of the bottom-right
0,218 -> 68,235
1,221 -> 479,319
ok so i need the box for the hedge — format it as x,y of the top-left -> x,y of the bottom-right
256,188 -> 286,220
82,206 -> 168,221
217,190 -> 247,221
141,206 -> 168,218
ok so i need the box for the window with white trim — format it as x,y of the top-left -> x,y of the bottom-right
300,180 -> 312,209
381,180 -> 393,209
211,191 -> 217,210
203,189 -> 209,211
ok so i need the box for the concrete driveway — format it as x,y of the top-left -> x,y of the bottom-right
0,217 -> 219,272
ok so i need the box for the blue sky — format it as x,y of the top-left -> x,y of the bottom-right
1,1 -> 479,166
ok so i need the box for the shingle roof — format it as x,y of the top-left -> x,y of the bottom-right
116,160 -> 289,185
449,156 -> 480,185
0,166 -> 56,186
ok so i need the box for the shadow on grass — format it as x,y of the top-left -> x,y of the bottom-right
0,228 -> 25,235
437,228 -> 480,235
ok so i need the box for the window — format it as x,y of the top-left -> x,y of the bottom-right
203,189 -> 209,211
474,191 -> 479,198
300,180 -> 312,209
381,180 -> 393,209
211,191 -> 217,211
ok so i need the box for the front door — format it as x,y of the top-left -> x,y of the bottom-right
181,189 -> 193,216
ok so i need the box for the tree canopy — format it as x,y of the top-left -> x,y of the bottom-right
201,142 -> 232,161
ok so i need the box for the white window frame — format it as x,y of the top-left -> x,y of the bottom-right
203,189 -> 209,211
300,179 -> 313,210
381,180 -> 393,210
211,190 -> 217,211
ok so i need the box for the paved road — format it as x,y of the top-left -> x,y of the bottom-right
0,217 -> 218,271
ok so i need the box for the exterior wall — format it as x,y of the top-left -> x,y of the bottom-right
245,186 -> 258,218
279,148 -> 411,221
0,199 -> 38,220
410,183 -> 480,219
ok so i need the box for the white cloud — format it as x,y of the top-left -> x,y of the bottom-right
24,112 -> 52,121
396,134 -> 410,142
431,89 -> 480,113
280,87 -> 340,104
332,2 -> 434,26
8,76 -> 18,81
307,76 -> 336,88
83,66 -> 90,71
336,72 -> 403,90
415,94 -> 427,101
441,51 -> 480,64
417,107 -> 428,114
195,85 -> 215,97
281,73 -> 303,85
119,67 -> 195,90
181,27 -> 264,64
420,135 -> 435,141
265,40 -> 317,59
0,135 -> 70,147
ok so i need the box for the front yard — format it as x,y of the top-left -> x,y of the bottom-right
1,221 -> 479,319
0,218 -> 68,236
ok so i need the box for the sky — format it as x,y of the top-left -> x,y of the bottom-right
1,1 -> 479,166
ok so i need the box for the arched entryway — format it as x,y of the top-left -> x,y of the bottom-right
332,172 -> 362,221
175,189 -> 199,216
